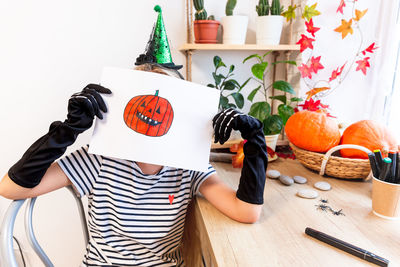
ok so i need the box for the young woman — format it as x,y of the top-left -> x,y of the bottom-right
0,63 -> 268,266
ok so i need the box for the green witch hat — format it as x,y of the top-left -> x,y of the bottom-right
135,5 -> 182,70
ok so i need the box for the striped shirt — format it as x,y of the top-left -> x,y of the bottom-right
58,145 -> 215,267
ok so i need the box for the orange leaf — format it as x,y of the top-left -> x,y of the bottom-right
305,87 -> 330,100
334,19 -> 353,39
354,9 -> 367,21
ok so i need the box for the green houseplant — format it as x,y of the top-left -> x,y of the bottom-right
208,56 -> 250,111
221,0 -> 248,44
193,0 -> 220,43
243,52 -> 301,136
256,0 -> 284,45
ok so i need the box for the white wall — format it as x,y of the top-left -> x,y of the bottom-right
0,0 -> 302,265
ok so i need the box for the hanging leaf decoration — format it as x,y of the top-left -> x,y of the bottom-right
305,18 -> 320,37
302,3 -> 321,21
337,0 -> 346,14
282,5 -> 297,22
355,57 -> 371,75
296,34 -> 315,52
309,56 -> 324,74
334,19 -> 354,39
354,9 -> 368,21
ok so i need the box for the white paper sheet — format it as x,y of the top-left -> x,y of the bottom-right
88,67 -> 220,172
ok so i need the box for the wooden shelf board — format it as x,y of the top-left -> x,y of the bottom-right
179,43 -> 300,52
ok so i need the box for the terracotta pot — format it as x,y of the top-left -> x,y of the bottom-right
193,20 -> 220,44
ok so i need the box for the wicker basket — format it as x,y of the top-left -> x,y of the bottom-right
290,143 -> 372,179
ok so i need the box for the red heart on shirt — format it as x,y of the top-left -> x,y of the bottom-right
168,195 -> 174,204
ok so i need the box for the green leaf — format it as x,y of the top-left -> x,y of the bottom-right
263,115 -> 283,135
278,104 -> 294,125
223,80 -> 236,90
247,86 -> 261,102
273,80 -> 295,94
243,54 -> 262,64
213,56 -> 221,68
229,65 -> 235,73
239,77 -> 251,90
248,101 -> 271,121
213,72 -> 225,86
251,62 -> 268,80
282,4 -> 297,22
207,84 -> 215,88
231,93 -> 244,109
302,3 -> 321,21
219,95 -> 229,109
227,103 -> 237,109
262,51 -> 273,59
271,60 -> 297,66
290,97 -> 303,102
269,95 -> 287,104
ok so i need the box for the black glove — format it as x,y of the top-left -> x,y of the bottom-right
213,108 -> 268,204
8,84 -> 111,188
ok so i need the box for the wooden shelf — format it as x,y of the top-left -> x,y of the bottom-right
179,43 -> 300,52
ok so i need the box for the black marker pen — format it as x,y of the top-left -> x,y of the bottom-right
305,227 -> 389,266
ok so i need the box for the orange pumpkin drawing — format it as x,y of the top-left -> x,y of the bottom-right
123,90 -> 174,137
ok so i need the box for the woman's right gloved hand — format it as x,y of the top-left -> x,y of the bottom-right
8,84 -> 111,188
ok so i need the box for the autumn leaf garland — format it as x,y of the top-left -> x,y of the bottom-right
296,0 -> 378,100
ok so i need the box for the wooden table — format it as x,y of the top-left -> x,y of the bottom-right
184,158 -> 400,267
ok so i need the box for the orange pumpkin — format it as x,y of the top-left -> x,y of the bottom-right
285,110 -> 340,152
123,90 -> 174,137
340,120 -> 398,159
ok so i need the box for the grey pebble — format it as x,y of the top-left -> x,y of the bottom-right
293,175 -> 307,184
297,189 -> 319,199
279,175 -> 294,186
267,170 -> 280,179
314,181 -> 332,191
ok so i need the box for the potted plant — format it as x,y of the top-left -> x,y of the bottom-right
193,0 -> 220,43
221,0 -> 248,44
256,0 -> 284,45
243,52 -> 301,149
207,56 -> 250,111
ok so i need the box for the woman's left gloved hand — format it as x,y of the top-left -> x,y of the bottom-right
212,108 -> 268,204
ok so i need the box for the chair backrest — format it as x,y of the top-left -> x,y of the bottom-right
0,185 -> 89,267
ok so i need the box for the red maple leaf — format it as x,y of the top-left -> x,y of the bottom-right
337,0 -> 345,14
305,19 -> 320,37
356,57 -> 370,75
298,63 -> 313,79
362,42 -> 378,55
299,99 -> 329,111
329,63 -> 346,81
309,56 -> 324,73
296,34 -> 315,52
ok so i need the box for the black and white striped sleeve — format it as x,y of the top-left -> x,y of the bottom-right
189,164 -> 216,198
57,145 -> 102,197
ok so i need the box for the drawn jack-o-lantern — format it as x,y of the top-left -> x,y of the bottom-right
123,90 -> 174,137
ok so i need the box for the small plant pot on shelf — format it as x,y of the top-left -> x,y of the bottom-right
221,15 -> 248,44
265,134 -> 279,151
256,15 -> 283,45
194,20 -> 220,44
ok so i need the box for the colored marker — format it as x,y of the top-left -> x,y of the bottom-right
396,153 -> 400,184
388,151 -> 397,183
374,149 -> 383,172
367,152 -> 380,178
379,157 -> 392,182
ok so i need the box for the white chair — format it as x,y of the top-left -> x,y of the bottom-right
0,186 -> 89,267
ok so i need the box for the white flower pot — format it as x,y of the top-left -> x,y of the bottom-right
256,15 -> 284,45
221,15 -> 248,45
265,134 -> 280,151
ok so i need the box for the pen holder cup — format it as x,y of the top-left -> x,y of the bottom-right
372,177 -> 400,220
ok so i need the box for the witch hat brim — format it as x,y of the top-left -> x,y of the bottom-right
135,5 -> 182,70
